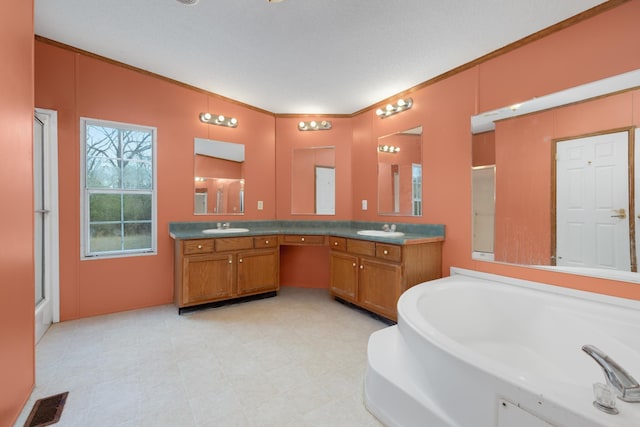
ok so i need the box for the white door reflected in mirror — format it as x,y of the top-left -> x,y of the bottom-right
291,146 -> 336,215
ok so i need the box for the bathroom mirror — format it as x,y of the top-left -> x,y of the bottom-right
470,69 -> 640,282
291,146 -> 336,215
194,138 -> 245,215
377,126 -> 422,216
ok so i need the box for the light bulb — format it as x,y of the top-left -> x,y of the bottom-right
299,121 -> 306,129
203,112 -> 212,120
397,99 -> 406,107
229,117 -> 238,125
217,115 -> 225,122
310,121 -> 317,128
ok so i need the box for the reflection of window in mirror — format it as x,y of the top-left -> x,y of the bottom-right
193,138 -> 245,215
291,147 -> 336,215
377,126 -> 422,216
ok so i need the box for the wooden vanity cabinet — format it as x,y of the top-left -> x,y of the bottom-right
329,250 -> 358,302
237,248 -> 278,296
174,236 -> 279,310
329,236 -> 442,321
280,234 -> 327,245
182,252 -> 234,305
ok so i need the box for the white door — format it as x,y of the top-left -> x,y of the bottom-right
472,166 -> 496,254
34,109 -> 59,342
556,131 -> 630,270
315,166 -> 335,215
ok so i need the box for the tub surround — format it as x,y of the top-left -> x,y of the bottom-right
365,268 -> 640,427
170,220 -> 444,319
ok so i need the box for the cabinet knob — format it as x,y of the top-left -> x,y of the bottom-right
265,240 -> 269,245
334,242 -> 338,246
239,259 -> 243,263
383,250 -> 388,255
360,265 -> 364,270
301,237 -> 305,242
352,262 -> 356,267
228,259 -> 232,264
197,244 -> 203,249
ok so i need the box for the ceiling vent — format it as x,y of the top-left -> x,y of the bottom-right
176,0 -> 199,5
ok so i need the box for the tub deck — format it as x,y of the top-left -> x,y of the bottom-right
365,268 -> 640,427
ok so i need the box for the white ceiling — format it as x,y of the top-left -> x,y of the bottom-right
34,0 -> 608,115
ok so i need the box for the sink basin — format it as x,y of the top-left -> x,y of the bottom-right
201,228 -> 250,234
357,230 -> 405,237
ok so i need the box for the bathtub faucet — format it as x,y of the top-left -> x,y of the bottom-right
582,344 -> 640,402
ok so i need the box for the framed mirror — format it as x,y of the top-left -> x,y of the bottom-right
193,138 -> 245,215
470,69 -> 640,282
291,146 -> 335,215
377,126 -> 422,216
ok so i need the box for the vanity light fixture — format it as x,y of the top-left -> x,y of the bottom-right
375,97 -> 413,119
199,112 -> 238,128
298,120 -> 332,131
378,145 -> 401,153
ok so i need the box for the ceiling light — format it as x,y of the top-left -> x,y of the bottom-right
378,145 -> 401,153
376,98 -> 413,119
176,0 -> 199,5
298,120 -> 332,131
199,112 -> 238,128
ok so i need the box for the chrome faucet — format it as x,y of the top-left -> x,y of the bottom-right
222,222 -> 230,229
582,344 -> 640,402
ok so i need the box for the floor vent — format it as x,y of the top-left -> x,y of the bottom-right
24,392 -> 68,427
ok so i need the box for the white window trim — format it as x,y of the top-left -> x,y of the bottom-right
80,117 -> 157,260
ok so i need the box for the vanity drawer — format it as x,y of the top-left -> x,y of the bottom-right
183,239 -> 214,255
215,237 -> 254,252
346,239 -> 375,256
329,236 -> 346,251
376,244 -> 402,262
281,234 -> 326,245
254,235 -> 278,248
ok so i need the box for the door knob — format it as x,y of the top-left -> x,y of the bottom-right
611,208 -> 626,219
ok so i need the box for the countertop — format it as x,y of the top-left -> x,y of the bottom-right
169,220 -> 445,245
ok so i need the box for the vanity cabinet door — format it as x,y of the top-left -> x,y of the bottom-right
182,253 -> 234,304
358,257 -> 401,320
236,248 -> 279,296
329,251 -> 358,302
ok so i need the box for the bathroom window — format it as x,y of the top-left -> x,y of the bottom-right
80,118 -> 157,259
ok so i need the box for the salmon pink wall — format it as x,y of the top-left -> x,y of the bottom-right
0,1 -> 35,425
280,246 -> 331,288
477,0 -> 640,113
35,41 -> 276,320
275,116 -> 353,220
494,114 -> 554,265
472,131 -> 495,166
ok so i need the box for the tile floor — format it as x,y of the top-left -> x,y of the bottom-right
15,287 -> 388,427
